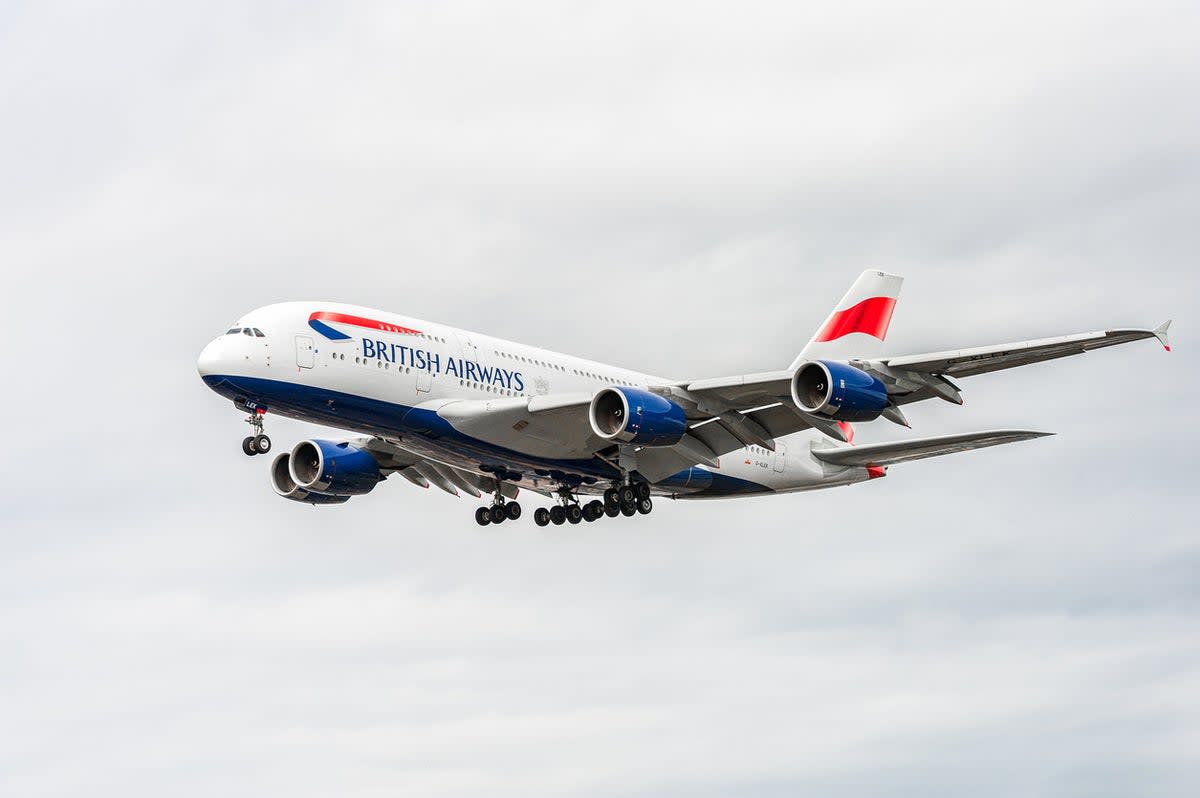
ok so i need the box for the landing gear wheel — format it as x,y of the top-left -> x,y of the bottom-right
604,503 -> 621,518
534,507 -> 551,527
489,505 -> 507,524
505,502 -> 522,521
475,507 -> 492,526
604,488 -> 619,509
584,500 -> 604,521
253,434 -> 272,454
566,504 -> 583,524
549,505 -> 566,525
636,482 -> 651,501
620,501 -> 637,517
242,437 -> 257,456
618,485 -> 637,506
637,497 -> 653,515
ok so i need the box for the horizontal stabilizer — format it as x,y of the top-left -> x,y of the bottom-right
812,429 -> 1052,468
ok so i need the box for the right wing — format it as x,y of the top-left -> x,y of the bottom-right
811,429 -> 1052,468
872,322 -> 1171,406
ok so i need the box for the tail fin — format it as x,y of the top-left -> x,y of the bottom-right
791,270 -> 903,367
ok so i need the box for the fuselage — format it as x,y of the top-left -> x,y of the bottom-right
197,302 -> 874,499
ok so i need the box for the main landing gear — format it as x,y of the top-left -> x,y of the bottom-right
603,481 -> 653,518
532,482 -> 653,527
241,410 -> 272,456
475,482 -> 522,526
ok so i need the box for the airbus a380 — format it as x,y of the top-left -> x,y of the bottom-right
197,271 -> 1171,526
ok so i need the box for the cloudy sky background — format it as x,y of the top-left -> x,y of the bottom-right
2,1 -> 1198,795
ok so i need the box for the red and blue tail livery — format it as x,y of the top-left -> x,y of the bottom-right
197,272 -> 1171,526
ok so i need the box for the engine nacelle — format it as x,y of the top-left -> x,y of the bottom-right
792,360 -> 890,422
288,439 -> 382,496
589,387 -> 688,447
270,453 -> 351,505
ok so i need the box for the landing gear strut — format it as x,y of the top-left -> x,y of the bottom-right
241,410 -> 271,456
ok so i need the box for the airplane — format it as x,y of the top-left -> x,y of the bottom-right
196,271 -> 1171,526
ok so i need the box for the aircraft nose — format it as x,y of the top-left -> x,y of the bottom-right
197,339 -> 224,378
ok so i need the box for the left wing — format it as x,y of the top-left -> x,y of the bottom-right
811,429 -> 1052,468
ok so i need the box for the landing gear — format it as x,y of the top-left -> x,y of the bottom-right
241,411 -> 271,456
476,480 -> 522,525
534,480 -> 654,527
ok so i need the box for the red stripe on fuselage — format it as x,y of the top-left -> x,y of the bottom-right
308,311 -> 422,335
813,296 -> 897,342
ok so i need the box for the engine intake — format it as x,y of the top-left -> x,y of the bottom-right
270,453 -> 351,505
589,387 -> 688,447
792,360 -> 890,422
288,439 -> 382,496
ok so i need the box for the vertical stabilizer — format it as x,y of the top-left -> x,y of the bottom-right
791,270 -> 903,366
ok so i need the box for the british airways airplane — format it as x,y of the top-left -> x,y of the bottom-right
197,271 -> 1170,526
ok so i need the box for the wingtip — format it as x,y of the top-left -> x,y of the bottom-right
1154,320 -> 1172,352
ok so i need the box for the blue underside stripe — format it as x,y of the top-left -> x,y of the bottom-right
202,374 -> 770,496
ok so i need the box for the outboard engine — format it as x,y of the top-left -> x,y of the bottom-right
270,453 -> 351,505
791,360 -> 890,422
589,387 -> 688,447
287,439 -> 383,496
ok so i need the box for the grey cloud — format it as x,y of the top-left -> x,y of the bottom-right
1,1 -> 1198,796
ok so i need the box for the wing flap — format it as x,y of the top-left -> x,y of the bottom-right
811,429 -> 1052,467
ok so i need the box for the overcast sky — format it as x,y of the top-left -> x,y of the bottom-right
2,1 -> 1198,796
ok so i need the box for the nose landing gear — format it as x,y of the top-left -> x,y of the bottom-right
241,410 -> 271,456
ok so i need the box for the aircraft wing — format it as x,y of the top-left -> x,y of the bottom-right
811,429 -> 1052,467
874,322 -> 1171,406
428,391 -> 817,484
358,436 -> 524,499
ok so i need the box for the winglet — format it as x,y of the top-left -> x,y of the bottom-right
1154,320 -> 1172,352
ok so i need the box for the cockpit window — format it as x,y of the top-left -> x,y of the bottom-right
243,328 -> 253,336
226,328 -> 242,335
253,328 -> 265,337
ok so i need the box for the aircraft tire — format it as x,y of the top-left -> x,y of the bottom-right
585,500 -> 604,521
253,434 -> 272,454
604,503 -> 621,518
566,505 -> 583,524
636,482 -> 650,501
506,502 -> 522,521
618,485 -> 637,506
637,497 -> 653,515
603,488 -> 619,509
534,507 -> 551,527
549,506 -> 566,525
242,436 -> 257,456
475,507 -> 492,526
620,502 -> 636,517
489,505 -> 507,524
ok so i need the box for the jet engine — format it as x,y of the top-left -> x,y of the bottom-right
589,387 -> 688,446
270,452 -> 351,505
791,360 -> 890,422
287,439 -> 383,497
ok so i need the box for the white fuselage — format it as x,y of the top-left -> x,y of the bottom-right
197,302 -> 874,498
